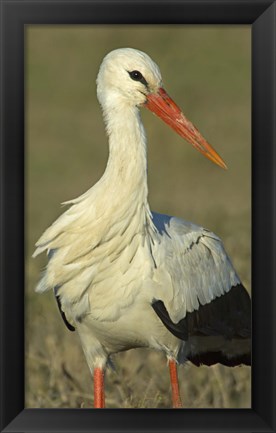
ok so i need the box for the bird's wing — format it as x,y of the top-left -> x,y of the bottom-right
150,212 -> 251,343
55,290 -> 75,332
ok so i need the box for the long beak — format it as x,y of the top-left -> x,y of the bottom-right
145,88 -> 227,169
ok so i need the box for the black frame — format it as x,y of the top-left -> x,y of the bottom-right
1,1 -> 275,432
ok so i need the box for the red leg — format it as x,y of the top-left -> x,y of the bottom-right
168,359 -> 182,408
94,367 -> 105,408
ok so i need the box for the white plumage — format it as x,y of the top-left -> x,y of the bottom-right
33,48 -> 251,408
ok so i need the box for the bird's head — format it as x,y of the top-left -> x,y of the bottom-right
97,48 -> 227,169
96,47 -> 162,108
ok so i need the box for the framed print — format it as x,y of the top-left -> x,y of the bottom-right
1,1 -> 275,432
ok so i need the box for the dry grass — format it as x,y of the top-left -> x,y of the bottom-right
25,25 -> 251,408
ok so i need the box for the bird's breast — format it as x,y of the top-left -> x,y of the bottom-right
54,216 -> 158,326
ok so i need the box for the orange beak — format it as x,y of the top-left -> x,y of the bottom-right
145,88 -> 227,169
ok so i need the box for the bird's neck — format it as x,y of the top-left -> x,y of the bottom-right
85,101 -> 158,256
103,103 -> 149,205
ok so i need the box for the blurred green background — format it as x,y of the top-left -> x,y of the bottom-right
26,25 -> 251,408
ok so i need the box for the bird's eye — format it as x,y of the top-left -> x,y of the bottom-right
129,70 -> 144,81
128,70 -> 148,89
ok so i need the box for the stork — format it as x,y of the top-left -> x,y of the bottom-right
33,48 -> 251,409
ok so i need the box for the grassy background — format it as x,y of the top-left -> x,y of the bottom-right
26,25 -> 251,408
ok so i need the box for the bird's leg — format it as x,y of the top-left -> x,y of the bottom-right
168,359 -> 182,408
94,367 -> 105,408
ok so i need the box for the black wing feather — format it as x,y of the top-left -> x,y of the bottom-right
55,294 -> 75,332
152,283 -> 251,366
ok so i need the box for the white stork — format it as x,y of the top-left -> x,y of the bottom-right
33,48 -> 251,409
